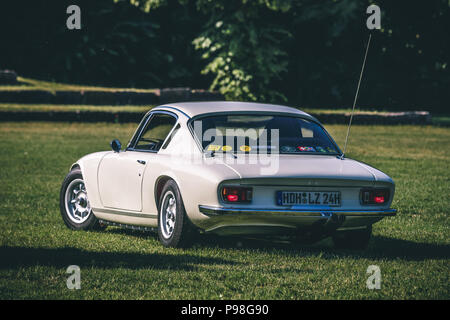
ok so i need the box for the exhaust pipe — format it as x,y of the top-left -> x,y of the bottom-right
322,212 -> 345,228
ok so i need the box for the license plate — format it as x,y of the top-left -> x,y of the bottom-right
276,191 -> 341,207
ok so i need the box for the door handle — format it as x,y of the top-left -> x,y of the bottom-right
137,160 -> 146,165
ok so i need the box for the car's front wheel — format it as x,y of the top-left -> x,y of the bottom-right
158,180 -> 194,248
332,225 -> 372,250
60,168 -> 104,230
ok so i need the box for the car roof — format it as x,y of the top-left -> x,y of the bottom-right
152,101 -> 316,121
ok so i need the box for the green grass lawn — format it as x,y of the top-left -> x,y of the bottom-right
0,103 -> 152,113
432,115 -> 450,127
0,103 -> 411,116
0,77 -> 158,93
0,122 -> 449,299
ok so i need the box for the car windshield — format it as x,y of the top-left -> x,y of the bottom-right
190,114 -> 340,155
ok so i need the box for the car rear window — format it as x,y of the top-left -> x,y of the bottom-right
189,114 -> 340,155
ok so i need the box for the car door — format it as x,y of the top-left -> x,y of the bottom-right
97,151 -> 148,211
97,111 -> 178,212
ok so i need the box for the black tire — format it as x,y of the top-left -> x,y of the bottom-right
157,180 -> 194,248
59,168 -> 105,231
332,225 -> 372,250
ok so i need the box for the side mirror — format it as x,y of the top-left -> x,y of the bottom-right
110,139 -> 122,153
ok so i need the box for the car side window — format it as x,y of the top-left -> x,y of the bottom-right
134,113 -> 177,151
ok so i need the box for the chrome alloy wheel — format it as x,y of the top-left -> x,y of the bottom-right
160,190 -> 177,239
65,179 -> 92,224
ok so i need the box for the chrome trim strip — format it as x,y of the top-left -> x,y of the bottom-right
157,106 -> 191,119
127,110 -> 178,151
198,205 -> 397,217
93,207 -> 157,219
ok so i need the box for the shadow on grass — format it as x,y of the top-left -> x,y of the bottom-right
0,246 -> 239,270
103,227 -> 449,262
197,234 -> 450,262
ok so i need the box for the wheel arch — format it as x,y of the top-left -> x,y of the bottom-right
68,152 -> 110,210
70,163 -> 81,172
154,175 -> 177,209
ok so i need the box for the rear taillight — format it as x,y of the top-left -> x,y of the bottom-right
360,188 -> 390,205
221,186 -> 253,203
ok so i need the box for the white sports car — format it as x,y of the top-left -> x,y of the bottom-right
60,101 -> 396,248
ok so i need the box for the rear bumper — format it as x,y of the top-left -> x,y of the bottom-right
199,205 -> 397,217
197,205 -> 396,234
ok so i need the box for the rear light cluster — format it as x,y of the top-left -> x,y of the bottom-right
360,188 -> 390,205
221,186 -> 253,203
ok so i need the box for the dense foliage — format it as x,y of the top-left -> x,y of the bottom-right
0,0 -> 448,112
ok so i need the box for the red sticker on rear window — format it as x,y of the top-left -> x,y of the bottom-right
297,146 -> 316,152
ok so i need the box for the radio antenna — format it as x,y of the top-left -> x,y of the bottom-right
340,33 -> 372,159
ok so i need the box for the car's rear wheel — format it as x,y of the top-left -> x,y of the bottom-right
60,168 -> 105,230
332,225 -> 372,250
158,180 -> 194,248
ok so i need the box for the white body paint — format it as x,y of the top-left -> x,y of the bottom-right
71,102 -> 396,234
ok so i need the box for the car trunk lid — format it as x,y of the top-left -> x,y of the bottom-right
216,154 -> 376,187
